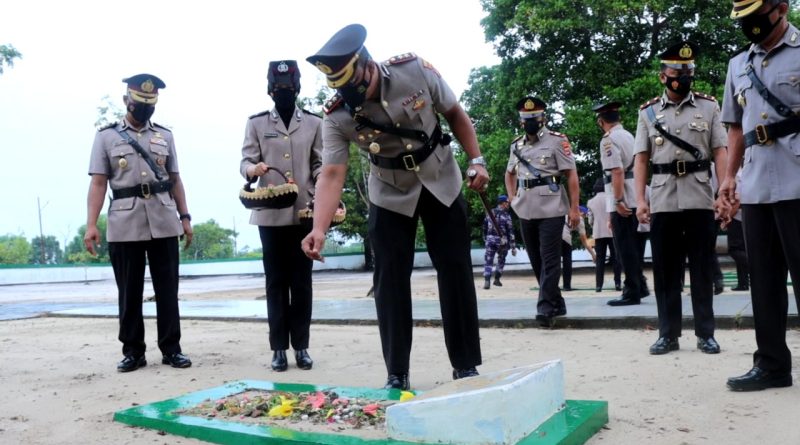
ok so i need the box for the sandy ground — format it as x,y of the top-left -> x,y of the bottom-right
1,317 -> 799,445
2,267 -> 799,444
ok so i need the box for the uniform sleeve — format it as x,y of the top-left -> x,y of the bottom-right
310,117 -> 324,181
321,115 -> 351,166
506,142 -> 519,173
720,60 -> 743,125
709,102 -> 728,149
240,118 -> 261,179
554,136 -> 577,172
166,131 -> 179,174
633,112 -> 651,156
601,135 -> 624,170
418,57 -> 458,113
88,131 -> 111,176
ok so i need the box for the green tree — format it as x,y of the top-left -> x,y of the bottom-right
66,215 -> 109,263
0,235 -> 32,264
30,235 -> 63,265
182,219 -> 235,260
0,44 -> 21,75
462,0 -> 800,242
95,95 -> 125,129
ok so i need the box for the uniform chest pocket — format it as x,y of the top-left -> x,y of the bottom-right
110,145 -> 136,171
148,144 -> 169,169
775,71 -> 800,107
530,148 -> 556,170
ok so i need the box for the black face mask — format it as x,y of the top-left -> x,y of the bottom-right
272,88 -> 296,112
129,102 -> 155,123
740,4 -> 781,43
339,78 -> 370,110
524,119 -> 543,135
665,74 -> 694,96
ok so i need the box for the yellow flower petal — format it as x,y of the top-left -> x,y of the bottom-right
399,391 -> 415,402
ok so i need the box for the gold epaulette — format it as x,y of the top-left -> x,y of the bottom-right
693,91 -> 717,102
639,96 -> 660,110
323,94 -> 343,115
97,121 -> 117,131
248,110 -> 269,120
384,52 -> 417,65
511,135 -> 524,144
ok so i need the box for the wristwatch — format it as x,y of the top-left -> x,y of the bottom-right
468,156 -> 486,166
179,213 -> 192,222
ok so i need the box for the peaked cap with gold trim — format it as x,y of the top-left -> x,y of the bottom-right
515,96 -> 547,120
659,41 -> 699,70
123,73 -> 165,105
730,0 -> 770,19
306,24 -> 371,89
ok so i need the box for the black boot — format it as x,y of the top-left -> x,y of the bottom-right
271,350 -> 288,372
493,272 -> 502,287
483,277 -> 490,289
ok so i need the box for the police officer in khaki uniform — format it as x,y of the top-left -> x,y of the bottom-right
240,60 -> 322,373
721,0 -> 799,391
84,74 -> 193,372
504,97 -> 581,327
587,178 -> 622,292
634,42 -> 728,356
593,101 -> 647,306
301,24 -> 487,390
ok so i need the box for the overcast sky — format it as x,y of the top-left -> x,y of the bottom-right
1,0 -> 499,251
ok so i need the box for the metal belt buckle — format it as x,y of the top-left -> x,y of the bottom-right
141,182 -> 151,199
402,154 -> 419,172
755,124 -> 770,145
675,160 -> 687,177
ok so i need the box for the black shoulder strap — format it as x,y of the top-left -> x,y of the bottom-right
512,140 -> 560,192
351,112 -> 429,143
115,128 -> 165,180
645,106 -> 704,160
745,53 -> 794,117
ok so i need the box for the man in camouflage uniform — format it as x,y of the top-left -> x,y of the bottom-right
483,194 -> 516,289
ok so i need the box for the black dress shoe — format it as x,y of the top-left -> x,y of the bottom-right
535,314 -> 555,328
117,355 -> 146,372
562,287 -> 573,291
595,287 -> 602,293
493,277 -> 503,287
649,337 -> 679,355
641,287 -> 650,298
294,349 -> 313,370
553,307 -> 567,317
384,373 -> 410,390
162,352 -> 192,368
615,284 -> 622,291
453,367 -> 479,380
714,282 -> 724,295
727,367 -> 792,391
731,285 -> 749,291
271,350 -> 288,372
697,337 -> 721,354
607,297 -> 640,306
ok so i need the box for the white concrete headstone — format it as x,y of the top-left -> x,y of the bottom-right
386,360 -> 565,445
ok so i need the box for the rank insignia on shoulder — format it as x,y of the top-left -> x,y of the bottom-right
693,91 -> 716,102
549,130 -> 566,138
421,58 -> 441,77
152,122 -> 171,132
249,110 -> 270,120
605,148 -> 612,157
385,52 -> 417,65
561,140 -> 572,157
323,94 -> 343,114
98,121 -> 117,131
640,97 -> 660,110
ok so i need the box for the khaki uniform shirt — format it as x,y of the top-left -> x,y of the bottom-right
600,124 -> 636,212
506,130 -> 576,220
88,119 -> 183,242
634,91 -> 727,213
587,193 -> 612,239
721,24 -> 800,204
240,107 -> 323,226
321,54 -> 461,217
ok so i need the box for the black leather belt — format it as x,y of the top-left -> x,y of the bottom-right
368,126 -> 450,171
651,160 -> 710,176
518,175 -> 559,189
603,170 -> 634,184
112,181 -> 173,199
743,115 -> 800,147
